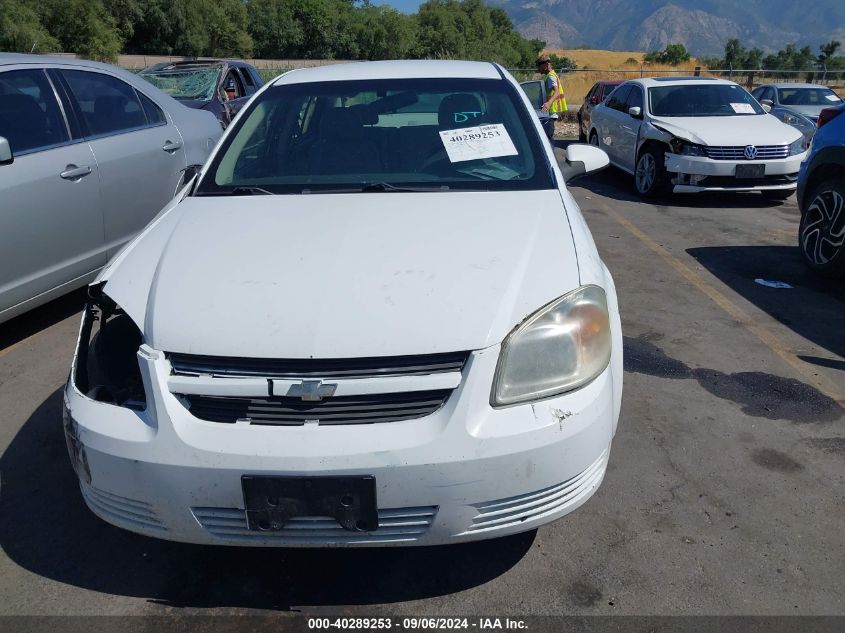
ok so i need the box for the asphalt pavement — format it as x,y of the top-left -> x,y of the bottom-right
1,149 -> 843,618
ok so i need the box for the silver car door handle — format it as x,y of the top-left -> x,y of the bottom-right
60,164 -> 92,180
162,140 -> 183,153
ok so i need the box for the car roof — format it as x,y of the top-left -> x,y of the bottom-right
628,76 -> 736,88
0,52 -> 126,73
762,83 -> 828,89
273,60 -> 502,85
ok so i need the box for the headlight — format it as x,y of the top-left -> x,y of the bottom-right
669,138 -> 706,156
491,285 -> 612,407
789,136 -> 806,155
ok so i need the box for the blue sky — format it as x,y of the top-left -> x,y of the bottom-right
373,0 -> 422,13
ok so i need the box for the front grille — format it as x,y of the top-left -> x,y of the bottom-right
192,506 -> 438,544
704,145 -> 789,160
182,390 -> 452,425
168,351 -> 469,379
461,449 -> 608,534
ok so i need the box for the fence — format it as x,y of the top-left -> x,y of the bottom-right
510,67 -> 845,119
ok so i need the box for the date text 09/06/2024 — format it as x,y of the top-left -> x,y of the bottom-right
307,617 -> 528,630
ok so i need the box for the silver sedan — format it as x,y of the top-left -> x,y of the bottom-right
0,53 -> 222,325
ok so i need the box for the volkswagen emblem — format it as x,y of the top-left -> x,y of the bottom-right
743,145 -> 758,160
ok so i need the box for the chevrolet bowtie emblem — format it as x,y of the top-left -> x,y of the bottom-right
286,380 -> 338,402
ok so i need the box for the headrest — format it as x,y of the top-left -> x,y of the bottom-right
438,93 -> 484,129
323,107 -> 365,142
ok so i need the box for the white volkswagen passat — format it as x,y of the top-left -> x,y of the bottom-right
63,60 -> 621,546
588,77 -> 808,199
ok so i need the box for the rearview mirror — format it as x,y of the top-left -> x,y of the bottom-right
561,144 -> 609,181
0,136 -> 12,166
628,106 -> 642,118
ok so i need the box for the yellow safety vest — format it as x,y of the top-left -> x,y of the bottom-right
544,68 -> 568,114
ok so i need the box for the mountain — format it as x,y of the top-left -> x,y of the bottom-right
489,0 -> 845,56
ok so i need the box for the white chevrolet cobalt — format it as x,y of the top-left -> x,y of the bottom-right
63,60 -> 622,546
589,77 -> 808,199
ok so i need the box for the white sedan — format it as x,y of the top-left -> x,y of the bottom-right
63,60 -> 621,547
589,77 -> 807,199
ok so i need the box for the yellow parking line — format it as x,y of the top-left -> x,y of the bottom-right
596,201 -> 845,409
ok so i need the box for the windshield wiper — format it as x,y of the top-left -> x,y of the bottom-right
301,183 -> 450,194
197,186 -> 276,196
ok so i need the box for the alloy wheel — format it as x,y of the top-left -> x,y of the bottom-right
801,188 -> 845,265
636,153 -> 656,193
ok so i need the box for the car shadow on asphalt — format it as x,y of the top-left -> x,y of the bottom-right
0,288 -> 88,352
686,245 -> 845,361
555,140 -> 794,210
0,389 -> 535,611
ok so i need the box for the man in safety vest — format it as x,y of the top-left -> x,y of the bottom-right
536,54 -> 567,118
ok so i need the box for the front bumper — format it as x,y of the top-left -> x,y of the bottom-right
64,318 -> 618,547
664,152 -> 806,193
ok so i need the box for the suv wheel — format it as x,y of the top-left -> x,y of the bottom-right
635,147 -> 668,197
799,178 -> 845,278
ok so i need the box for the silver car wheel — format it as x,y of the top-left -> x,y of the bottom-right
802,188 -> 845,265
636,153 -> 656,193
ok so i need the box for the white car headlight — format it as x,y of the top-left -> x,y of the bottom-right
789,136 -> 806,155
491,285 -> 612,407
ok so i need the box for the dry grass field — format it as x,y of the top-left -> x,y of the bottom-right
542,48 -> 704,116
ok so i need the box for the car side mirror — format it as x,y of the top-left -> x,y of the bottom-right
0,136 -> 13,166
760,99 -> 774,107
590,96 -> 599,105
628,106 -> 642,118
561,144 -> 609,181
761,103 -> 772,113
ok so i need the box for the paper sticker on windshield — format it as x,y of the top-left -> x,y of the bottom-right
826,94 -> 841,102
439,124 -> 518,163
731,102 -> 756,114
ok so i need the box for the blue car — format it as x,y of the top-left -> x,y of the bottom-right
797,103 -> 845,277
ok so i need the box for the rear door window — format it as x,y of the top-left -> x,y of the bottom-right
0,69 -> 69,155
60,70 -> 147,137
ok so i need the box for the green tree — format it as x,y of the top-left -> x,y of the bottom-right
247,0 -> 304,58
643,43 -> 690,65
39,0 -> 123,61
818,40 -> 841,64
0,0 -> 60,53
350,5 -> 417,60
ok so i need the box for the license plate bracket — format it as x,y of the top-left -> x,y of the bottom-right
736,164 -> 765,179
242,475 -> 378,532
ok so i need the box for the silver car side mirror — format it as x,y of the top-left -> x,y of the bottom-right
628,106 -> 642,118
761,103 -> 772,113
0,136 -> 13,166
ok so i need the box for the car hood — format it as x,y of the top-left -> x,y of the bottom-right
650,114 -> 802,146
780,104 -> 829,120
98,191 -> 580,358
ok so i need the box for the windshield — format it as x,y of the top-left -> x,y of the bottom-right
195,78 -> 554,195
777,87 -> 842,107
649,84 -> 765,117
140,67 -> 221,101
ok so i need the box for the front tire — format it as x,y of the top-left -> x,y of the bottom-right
634,147 -> 669,197
799,178 -> 845,278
